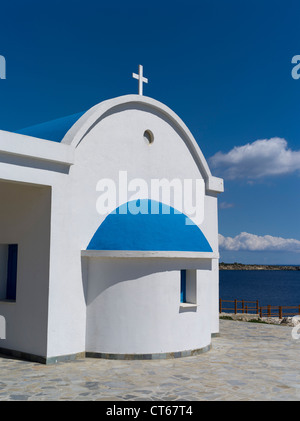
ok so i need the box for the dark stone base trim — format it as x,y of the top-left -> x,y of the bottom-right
0,347 -> 47,364
45,352 -> 85,365
86,344 -> 211,360
211,332 -> 220,337
0,344 -> 212,364
0,347 -> 85,365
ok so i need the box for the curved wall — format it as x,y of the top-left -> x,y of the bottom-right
85,258 -> 212,357
46,95 -> 221,359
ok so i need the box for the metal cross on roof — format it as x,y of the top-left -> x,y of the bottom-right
132,65 -> 148,95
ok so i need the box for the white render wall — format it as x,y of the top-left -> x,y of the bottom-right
0,181 -> 51,357
45,98 -> 222,358
67,102 -> 220,253
0,95 -> 223,361
85,258 -> 213,355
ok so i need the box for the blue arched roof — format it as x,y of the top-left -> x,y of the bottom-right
15,111 -> 85,142
87,199 -> 212,252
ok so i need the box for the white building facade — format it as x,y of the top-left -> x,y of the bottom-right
0,94 -> 223,363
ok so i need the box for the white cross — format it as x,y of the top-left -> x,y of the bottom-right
132,65 -> 148,95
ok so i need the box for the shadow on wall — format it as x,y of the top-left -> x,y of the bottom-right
81,256 -> 212,306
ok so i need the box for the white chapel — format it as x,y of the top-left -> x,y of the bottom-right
0,66 -> 223,363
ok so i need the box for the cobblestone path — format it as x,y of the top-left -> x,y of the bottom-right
0,319 -> 299,401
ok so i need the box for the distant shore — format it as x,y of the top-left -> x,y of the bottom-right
219,262 -> 300,271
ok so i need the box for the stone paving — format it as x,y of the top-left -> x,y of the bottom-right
0,319 -> 300,401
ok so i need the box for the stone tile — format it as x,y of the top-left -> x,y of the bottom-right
0,320 -> 299,400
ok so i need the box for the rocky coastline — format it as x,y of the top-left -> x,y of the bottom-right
220,312 -> 300,326
219,262 -> 300,271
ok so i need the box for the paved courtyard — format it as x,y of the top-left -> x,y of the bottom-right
0,319 -> 300,401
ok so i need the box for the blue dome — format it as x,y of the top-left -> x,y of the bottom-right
15,111 -> 85,142
87,199 -> 212,252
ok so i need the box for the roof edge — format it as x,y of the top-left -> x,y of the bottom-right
61,95 -> 223,193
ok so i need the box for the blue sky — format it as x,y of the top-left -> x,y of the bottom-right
0,0 -> 300,264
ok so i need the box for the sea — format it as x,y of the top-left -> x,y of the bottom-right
219,270 -> 300,309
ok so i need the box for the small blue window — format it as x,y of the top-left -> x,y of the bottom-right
6,244 -> 18,301
180,270 -> 186,303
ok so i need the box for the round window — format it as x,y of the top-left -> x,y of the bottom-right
143,130 -> 154,145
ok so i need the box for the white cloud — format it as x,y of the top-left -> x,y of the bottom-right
219,232 -> 300,252
209,137 -> 300,179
